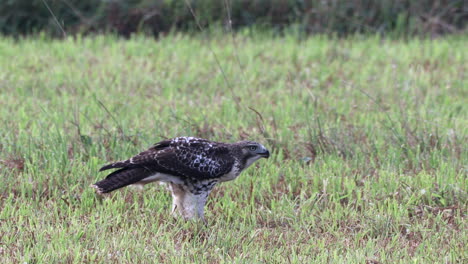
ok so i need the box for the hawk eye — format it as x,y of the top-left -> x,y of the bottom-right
249,146 -> 257,151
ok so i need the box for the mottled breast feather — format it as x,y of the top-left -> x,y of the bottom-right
100,137 -> 236,180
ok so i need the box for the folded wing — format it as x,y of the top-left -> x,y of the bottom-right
94,138 -> 236,194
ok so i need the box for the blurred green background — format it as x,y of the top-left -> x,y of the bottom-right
1,0 -> 466,37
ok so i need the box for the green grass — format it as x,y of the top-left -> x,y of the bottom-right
0,34 -> 466,263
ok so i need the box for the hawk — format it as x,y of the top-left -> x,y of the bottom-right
91,137 -> 270,222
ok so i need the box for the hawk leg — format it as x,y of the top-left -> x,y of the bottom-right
169,182 -> 215,223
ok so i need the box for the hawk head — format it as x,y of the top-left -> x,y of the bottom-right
235,141 -> 270,169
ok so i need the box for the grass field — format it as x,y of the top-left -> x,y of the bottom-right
0,34 -> 466,263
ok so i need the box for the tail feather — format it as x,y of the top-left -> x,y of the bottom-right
99,161 -> 129,171
92,168 -> 152,194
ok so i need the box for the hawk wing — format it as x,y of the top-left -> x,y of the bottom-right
99,138 -> 235,180
99,139 -> 172,172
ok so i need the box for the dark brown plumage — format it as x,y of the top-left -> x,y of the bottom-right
92,137 -> 269,221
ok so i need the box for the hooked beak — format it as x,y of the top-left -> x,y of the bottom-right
259,149 -> 270,159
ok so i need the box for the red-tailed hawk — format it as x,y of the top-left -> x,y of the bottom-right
91,137 -> 270,222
